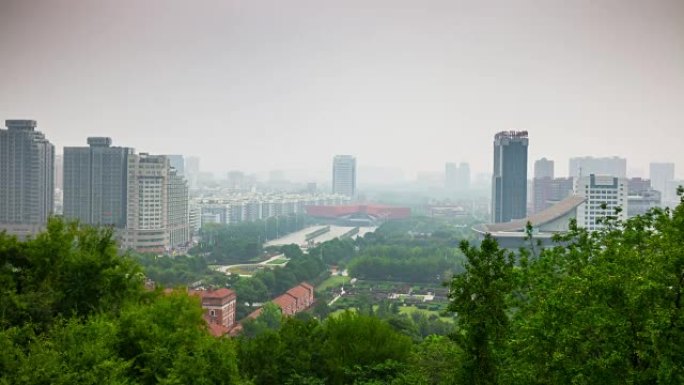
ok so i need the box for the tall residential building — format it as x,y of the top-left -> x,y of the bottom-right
54,154 -> 64,215
167,154 -> 185,175
569,156 -> 627,179
649,162 -> 675,196
575,174 -> 628,231
0,120 -> 54,236
63,137 -> 133,227
168,169 -> 190,247
332,155 -> 356,198
491,131 -> 528,223
185,156 -> 200,188
55,154 -> 64,190
121,154 -> 189,252
534,158 -> 554,179
533,177 -> 574,214
445,162 -> 470,190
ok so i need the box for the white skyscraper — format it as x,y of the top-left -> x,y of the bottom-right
575,174 -> 628,231
332,155 -> 356,198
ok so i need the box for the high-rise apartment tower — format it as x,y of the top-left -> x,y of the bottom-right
492,131 -> 528,223
121,154 -> 189,252
0,120 -> 54,236
332,155 -> 357,198
63,137 -> 133,227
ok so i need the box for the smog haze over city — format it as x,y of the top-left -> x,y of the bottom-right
2,0 -> 683,181
6,1 -> 684,382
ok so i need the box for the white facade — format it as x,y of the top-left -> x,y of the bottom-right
121,154 -> 189,252
332,155 -> 356,198
575,174 -> 628,231
195,193 -> 349,228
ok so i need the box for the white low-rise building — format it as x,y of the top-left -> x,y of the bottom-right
575,174 -> 627,231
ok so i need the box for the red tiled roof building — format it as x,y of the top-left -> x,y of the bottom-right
246,282 -> 315,319
191,288 -> 237,336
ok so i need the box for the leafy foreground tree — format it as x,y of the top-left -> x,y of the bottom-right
0,219 -> 143,330
0,219 -> 243,385
447,235 -> 514,385
449,193 -> 684,385
239,311 -> 414,385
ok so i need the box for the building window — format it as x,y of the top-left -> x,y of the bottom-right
210,310 -> 216,317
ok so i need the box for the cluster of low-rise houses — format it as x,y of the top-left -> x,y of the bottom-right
194,193 -> 350,228
186,282 -> 315,337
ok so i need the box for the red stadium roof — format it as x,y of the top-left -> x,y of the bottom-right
305,204 -> 410,220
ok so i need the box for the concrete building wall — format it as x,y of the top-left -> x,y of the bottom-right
575,174 -> 628,231
650,162 -> 675,199
0,120 -> 54,235
569,156 -> 626,180
63,138 -> 131,227
533,177 -> 573,214
534,158 -> 554,179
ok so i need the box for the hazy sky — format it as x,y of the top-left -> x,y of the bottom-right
1,0 -> 683,180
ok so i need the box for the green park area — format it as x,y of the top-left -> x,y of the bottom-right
265,257 -> 289,265
316,274 -> 350,291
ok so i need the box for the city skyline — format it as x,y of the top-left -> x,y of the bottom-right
2,0 -> 683,178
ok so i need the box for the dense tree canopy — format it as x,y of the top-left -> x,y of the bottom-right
3,195 -> 684,384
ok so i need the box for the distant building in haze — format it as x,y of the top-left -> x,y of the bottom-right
649,162 -> 675,198
332,155 -> 356,198
627,177 -> 651,195
569,156 -> 626,179
167,154 -> 185,175
445,162 -> 470,190
533,177 -> 574,215
63,137 -> 133,228
534,158 -> 554,179
0,120 -> 54,237
628,190 -> 661,218
185,156 -> 200,188
227,171 -> 246,190
575,174 -> 627,231
491,131 -> 528,223
663,180 -> 684,209
55,154 -> 63,190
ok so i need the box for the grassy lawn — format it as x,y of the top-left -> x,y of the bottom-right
329,308 -> 358,318
329,304 -> 453,323
317,275 -> 351,291
225,267 -> 254,276
265,258 -> 289,265
398,305 -> 454,323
